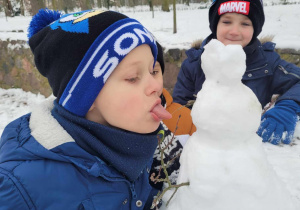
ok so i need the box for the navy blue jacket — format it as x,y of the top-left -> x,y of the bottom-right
173,36 -> 300,108
0,100 -> 155,210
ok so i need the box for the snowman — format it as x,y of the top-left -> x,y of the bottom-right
166,39 -> 296,210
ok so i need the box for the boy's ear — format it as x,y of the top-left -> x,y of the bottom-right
88,103 -> 96,112
85,102 -> 96,121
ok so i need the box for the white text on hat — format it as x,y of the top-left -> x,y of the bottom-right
218,1 -> 250,16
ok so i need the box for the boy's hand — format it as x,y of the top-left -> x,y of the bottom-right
257,100 -> 300,145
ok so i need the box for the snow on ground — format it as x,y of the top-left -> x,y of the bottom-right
0,88 -> 46,133
1,1 -> 300,50
0,88 -> 300,207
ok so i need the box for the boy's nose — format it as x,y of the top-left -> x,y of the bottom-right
146,74 -> 163,96
229,24 -> 240,35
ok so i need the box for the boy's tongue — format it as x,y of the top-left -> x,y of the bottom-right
152,104 -> 172,120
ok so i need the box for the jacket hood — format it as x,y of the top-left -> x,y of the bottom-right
191,39 -> 203,50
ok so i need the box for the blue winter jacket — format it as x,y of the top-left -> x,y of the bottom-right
0,100 -> 155,210
173,35 -> 300,108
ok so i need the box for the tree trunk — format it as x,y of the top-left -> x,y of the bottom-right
52,0 -> 57,10
152,7 -> 154,18
5,0 -> 14,17
162,0 -> 169,12
185,0 -> 189,6
80,0 -> 92,10
20,0 -> 25,15
107,0 -> 110,9
148,0 -> 154,18
97,0 -> 102,8
173,0 -> 177,33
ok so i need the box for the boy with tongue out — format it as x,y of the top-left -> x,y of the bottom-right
0,9 -> 171,209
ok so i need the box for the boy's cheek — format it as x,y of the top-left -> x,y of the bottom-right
118,95 -> 144,112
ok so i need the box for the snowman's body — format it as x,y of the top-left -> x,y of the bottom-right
167,40 -> 296,210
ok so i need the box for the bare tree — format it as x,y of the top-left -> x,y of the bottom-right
61,0 -> 77,13
30,0 -> 45,15
173,0 -> 176,33
162,0 -> 169,12
96,0 -> 102,8
148,0 -> 154,18
19,0 -> 25,15
79,0 -> 92,10
51,0 -> 57,10
106,0 -> 110,9
4,0 -> 14,16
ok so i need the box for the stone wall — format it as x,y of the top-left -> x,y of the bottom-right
0,39 -> 52,96
1,39 -> 300,97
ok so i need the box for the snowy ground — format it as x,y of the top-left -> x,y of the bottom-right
0,88 -> 46,132
0,88 -> 300,208
1,1 -> 300,50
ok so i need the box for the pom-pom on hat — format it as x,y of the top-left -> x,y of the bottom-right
28,9 -> 157,117
209,0 -> 265,40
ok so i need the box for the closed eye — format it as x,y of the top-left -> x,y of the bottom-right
222,21 -> 231,25
242,22 -> 251,26
151,70 -> 159,76
126,77 -> 139,83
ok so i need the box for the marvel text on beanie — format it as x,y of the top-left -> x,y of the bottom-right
28,9 -> 158,117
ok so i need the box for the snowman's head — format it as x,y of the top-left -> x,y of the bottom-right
201,39 -> 246,86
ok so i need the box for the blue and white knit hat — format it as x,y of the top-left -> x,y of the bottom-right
28,9 -> 157,117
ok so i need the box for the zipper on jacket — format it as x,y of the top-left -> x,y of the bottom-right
278,65 -> 300,79
246,63 -> 268,72
95,161 -> 139,199
130,183 -> 138,199
98,173 -> 139,200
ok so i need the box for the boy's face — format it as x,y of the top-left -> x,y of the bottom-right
86,44 -> 164,133
216,13 -> 254,47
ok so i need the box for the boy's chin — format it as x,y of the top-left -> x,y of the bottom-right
107,120 -> 160,134
132,122 -> 161,134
